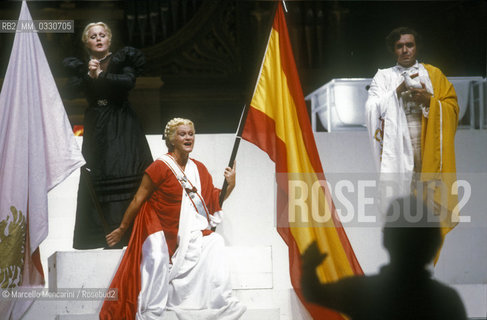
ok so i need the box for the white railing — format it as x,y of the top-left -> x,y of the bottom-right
305,77 -> 486,132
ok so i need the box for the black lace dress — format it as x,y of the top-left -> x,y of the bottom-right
63,47 -> 153,249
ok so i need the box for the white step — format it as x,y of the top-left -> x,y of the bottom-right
48,246 -> 273,290
22,246 -> 278,319
54,308 -> 280,320
48,249 -> 125,290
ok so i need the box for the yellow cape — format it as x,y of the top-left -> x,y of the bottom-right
421,63 -> 459,238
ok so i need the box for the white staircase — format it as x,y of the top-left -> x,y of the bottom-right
22,246 -> 280,320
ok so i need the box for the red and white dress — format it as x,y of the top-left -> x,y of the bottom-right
99,154 -> 246,319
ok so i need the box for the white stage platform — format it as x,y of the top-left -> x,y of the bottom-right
22,132 -> 487,319
22,247 -> 279,320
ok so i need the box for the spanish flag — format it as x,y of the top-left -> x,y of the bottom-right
241,4 -> 363,318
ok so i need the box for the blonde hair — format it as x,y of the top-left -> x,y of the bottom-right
164,118 -> 195,152
82,22 -> 112,46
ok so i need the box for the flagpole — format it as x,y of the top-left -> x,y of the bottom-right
281,0 -> 288,13
218,2 -> 279,206
218,103 -> 249,206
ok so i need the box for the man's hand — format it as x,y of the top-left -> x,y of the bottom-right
409,82 -> 432,106
106,227 -> 124,247
302,241 -> 328,270
396,72 -> 419,96
301,241 -> 328,302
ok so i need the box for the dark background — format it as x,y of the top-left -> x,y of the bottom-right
0,0 -> 485,133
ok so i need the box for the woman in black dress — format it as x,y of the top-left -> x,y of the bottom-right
63,22 -> 153,249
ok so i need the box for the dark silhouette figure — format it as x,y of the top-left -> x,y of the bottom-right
301,196 -> 467,320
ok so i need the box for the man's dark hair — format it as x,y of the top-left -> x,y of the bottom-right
386,27 -> 422,53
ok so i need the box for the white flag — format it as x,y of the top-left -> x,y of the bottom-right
0,2 -> 85,318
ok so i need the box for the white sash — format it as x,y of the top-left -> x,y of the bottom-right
158,154 -> 210,280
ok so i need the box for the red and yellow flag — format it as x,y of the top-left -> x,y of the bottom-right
241,4 -> 363,318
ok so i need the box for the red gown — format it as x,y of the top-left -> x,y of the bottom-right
99,157 -> 222,319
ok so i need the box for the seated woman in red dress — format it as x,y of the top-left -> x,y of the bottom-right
100,118 -> 246,319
